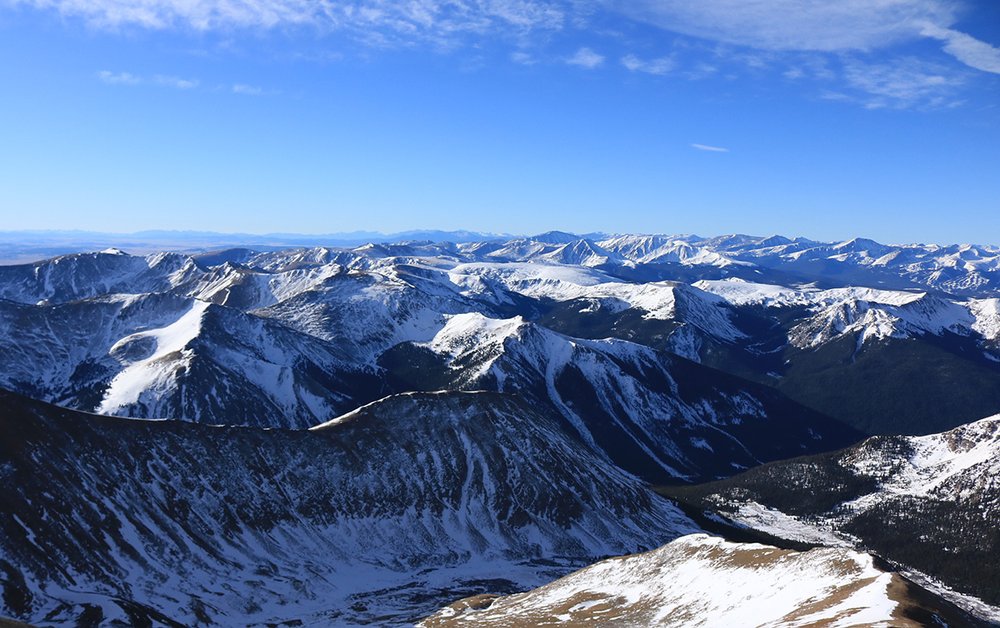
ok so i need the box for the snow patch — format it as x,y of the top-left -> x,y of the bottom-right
99,300 -> 210,413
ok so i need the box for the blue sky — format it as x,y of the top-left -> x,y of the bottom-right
0,0 -> 998,244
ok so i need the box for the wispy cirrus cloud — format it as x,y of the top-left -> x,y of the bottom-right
8,0 -> 569,45
231,83 -> 264,95
97,71 -> 278,96
154,74 -> 198,89
691,143 -> 729,153
920,23 -> 1000,75
229,82 -> 281,96
97,70 -> 197,89
840,57 -> 965,109
97,70 -> 140,85
621,54 -> 674,75
12,0 -> 1000,110
13,0 -> 1000,75
510,51 -> 537,65
566,46 -> 603,69
616,0 -> 1000,78
608,0 -> 997,108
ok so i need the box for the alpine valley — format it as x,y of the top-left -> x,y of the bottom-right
1,231 -> 999,626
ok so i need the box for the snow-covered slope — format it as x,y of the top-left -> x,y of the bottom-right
0,389 -> 697,626
446,262 -> 746,358
98,298 -> 211,414
843,414 -> 1000,508
788,292 -> 974,348
2,234 -> 999,626
0,250 -> 200,304
693,235 -> 1000,296
0,292 -> 192,406
538,238 -> 622,267
686,277 -> 1000,435
421,534 -> 980,627
0,251 -> 821,443
697,278 -> 987,348
667,414 -> 1000,619
252,263 -> 484,362
0,294 -> 383,427
971,298 -> 1000,342
412,312 -> 860,483
6,231 -> 1000,303
599,234 -> 745,267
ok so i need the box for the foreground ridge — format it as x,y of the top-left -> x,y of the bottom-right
0,389 -> 696,625
420,534 -> 985,627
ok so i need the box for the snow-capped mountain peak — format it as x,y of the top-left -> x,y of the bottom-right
539,238 -> 622,267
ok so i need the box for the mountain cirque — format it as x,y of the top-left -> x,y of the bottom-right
0,389 -> 696,625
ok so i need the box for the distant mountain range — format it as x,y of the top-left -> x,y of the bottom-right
0,229 -> 515,264
3,228 -> 998,289
2,231 -> 1000,625
3,234 -> 998,434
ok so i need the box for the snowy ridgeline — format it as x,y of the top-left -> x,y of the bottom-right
421,534 -> 974,627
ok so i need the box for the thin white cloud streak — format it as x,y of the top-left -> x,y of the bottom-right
12,0 -> 1000,78
12,0 -> 999,111
621,53 -> 674,75
97,69 -> 197,88
691,143 -> 729,152
12,0 -> 1000,79
509,50 -> 536,65
616,0 -> 954,52
153,74 -> 198,89
231,83 -> 264,95
920,23 -> 1000,75
566,46 -> 603,68
97,70 -> 140,85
